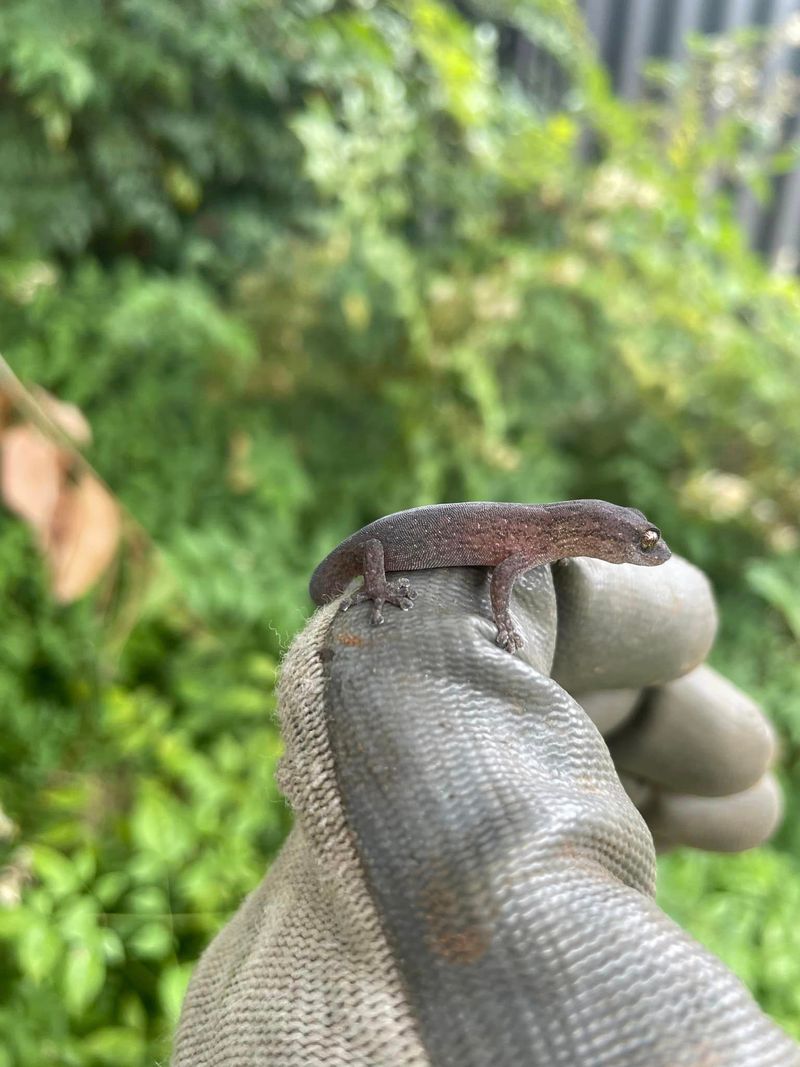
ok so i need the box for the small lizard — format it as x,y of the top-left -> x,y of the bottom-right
309,500 -> 671,652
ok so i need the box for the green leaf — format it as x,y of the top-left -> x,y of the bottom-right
127,921 -> 172,960
81,1027 -> 146,1066
158,962 -> 194,1023
58,896 -> 99,942
93,871 -> 129,907
73,848 -> 96,884
63,942 -> 106,1016
130,782 -> 193,864
125,885 -> 168,914
31,845 -> 81,897
17,918 -> 62,983
745,560 -> 800,640
100,928 -> 125,965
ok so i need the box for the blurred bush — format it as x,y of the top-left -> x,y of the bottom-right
0,0 -> 799,1060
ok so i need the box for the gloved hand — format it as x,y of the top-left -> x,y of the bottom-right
550,555 -> 782,855
172,555 -> 799,1067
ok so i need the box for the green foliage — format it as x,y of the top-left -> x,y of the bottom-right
659,848 -> 800,1040
0,0 -> 799,1061
0,557 -> 287,1063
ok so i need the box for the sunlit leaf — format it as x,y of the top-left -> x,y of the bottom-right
30,845 -> 81,898
128,921 -> 173,960
81,1027 -> 146,1067
745,560 -> 800,640
17,919 -> 62,984
63,942 -> 106,1016
158,963 -> 194,1023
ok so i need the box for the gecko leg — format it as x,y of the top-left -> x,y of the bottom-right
490,553 -> 535,653
340,538 -> 417,625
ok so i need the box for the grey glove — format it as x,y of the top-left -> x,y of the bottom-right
172,556 -> 799,1067
551,556 -> 781,855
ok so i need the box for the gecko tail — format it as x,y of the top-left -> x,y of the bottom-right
309,547 -> 361,606
308,563 -> 330,606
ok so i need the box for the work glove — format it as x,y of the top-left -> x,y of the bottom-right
172,555 -> 799,1067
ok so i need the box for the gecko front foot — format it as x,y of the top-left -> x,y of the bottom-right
340,577 -> 417,625
495,618 -> 524,653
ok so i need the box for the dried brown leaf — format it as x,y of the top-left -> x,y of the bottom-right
33,387 -> 92,445
0,424 -> 64,536
47,474 -> 121,602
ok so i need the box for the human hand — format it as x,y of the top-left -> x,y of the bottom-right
549,555 -> 782,855
173,555 -> 799,1067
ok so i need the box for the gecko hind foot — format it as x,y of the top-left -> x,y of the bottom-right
340,577 -> 417,625
395,576 -> 417,597
495,621 -> 524,654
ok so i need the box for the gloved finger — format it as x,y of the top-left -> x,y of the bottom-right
551,555 -> 717,692
576,687 -> 641,735
647,775 -> 784,854
556,565 -> 780,851
319,565 -> 800,1066
607,664 -> 777,797
615,769 -> 783,853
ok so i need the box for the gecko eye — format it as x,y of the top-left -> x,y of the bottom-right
639,528 -> 660,552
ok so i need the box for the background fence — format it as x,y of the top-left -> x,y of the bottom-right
502,0 -> 800,270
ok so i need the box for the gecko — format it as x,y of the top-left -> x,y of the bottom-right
309,500 -> 671,652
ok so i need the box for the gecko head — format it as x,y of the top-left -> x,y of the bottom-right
572,502 -> 671,567
606,505 -> 671,567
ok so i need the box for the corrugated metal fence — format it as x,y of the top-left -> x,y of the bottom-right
582,0 -> 800,270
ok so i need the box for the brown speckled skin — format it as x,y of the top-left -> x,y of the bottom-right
309,500 -> 670,651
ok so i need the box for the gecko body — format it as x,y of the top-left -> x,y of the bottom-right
309,500 -> 670,651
